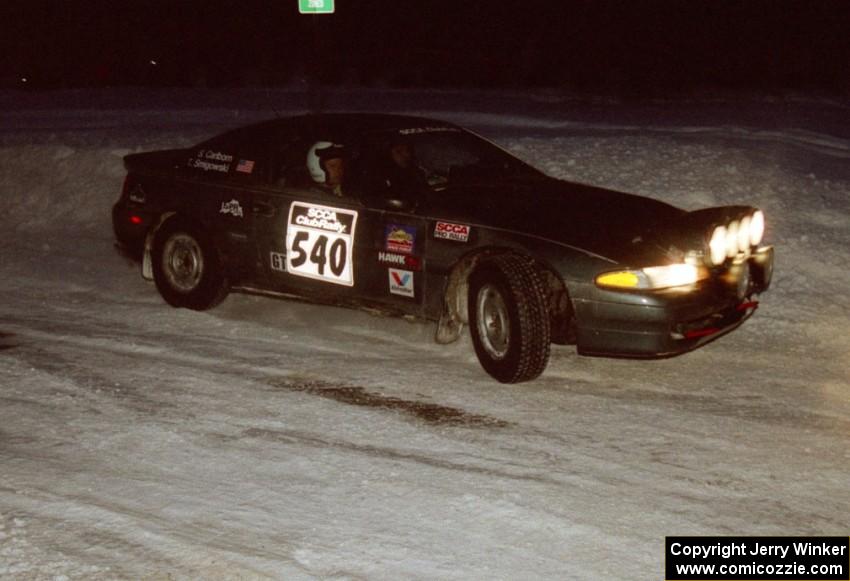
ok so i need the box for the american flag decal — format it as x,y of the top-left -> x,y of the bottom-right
236,159 -> 255,174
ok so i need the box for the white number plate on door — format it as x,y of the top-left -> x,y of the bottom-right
286,202 -> 358,286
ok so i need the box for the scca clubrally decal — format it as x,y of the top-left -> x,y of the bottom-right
286,202 -> 358,286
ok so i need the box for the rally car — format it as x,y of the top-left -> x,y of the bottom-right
112,113 -> 774,383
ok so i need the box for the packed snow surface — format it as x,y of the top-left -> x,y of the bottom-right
1,88 -> 849,579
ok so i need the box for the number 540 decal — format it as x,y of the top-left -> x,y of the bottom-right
286,202 -> 358,286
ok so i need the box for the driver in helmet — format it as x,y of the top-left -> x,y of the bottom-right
307,141 -> 346,197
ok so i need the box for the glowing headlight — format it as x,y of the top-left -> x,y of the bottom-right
596,264 -> 706,290
643,264 -> 704,288
725,220 -> 740,258
750,210 -> 764,246
709,225 -> 727,265
737,215 -> 751,254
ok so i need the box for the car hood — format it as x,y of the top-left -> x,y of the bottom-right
421,177 -> 687,264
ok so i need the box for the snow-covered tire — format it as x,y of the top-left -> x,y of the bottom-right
468,254 -> 551,383
152,218 -> 229,310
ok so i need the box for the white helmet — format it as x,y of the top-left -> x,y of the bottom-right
307,141 -> 345,183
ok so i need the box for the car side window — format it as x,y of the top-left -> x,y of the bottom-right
274,139 -> 314,190
274,137 -> 363,201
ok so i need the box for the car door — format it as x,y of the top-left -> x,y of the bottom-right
357,210 -> 428,312
251,135 -> 368,304
252,135 -> 429,315
349,134 -> 430,314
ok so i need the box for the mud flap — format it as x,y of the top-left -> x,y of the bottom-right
435,311 -> 463,344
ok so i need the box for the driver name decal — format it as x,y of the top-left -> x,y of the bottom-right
188,149 -> 233,173
286,202 -> 358,286
434,221 -> 470,242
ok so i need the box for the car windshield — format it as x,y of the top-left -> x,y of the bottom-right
369,128 -> 543,190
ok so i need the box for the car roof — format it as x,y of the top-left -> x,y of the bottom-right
213,113 -> 459,145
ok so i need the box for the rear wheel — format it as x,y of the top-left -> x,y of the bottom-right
152,218 -> 229,310
468,254 -> 551,383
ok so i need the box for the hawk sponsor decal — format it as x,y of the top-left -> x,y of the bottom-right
235,159 -> 255,174
388,268 -> 414,298
434,221 -> 470,242
377,251 -> 421,271
385,224 -> 416,254
188,149 -> 233,173
270,252 -> 286,272
286,202 -> 358,286
219,199 -> 244,218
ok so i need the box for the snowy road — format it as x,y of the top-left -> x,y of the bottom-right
1,90 -> 849,579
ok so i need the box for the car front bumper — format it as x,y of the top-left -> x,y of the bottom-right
572,246 -> 774,357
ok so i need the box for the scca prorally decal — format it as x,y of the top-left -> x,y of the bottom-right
219,199 -> 244,218
385,224 -> 416,254
286,202 -> 358,286
270,252 -> 286,272
378,251 -> 421,271
188,149 -> 233,173
388,268 -> 414,298
434,221 -> 470,242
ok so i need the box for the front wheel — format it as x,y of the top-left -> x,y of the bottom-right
151,218 -> 229,310
468,254 -> 551,383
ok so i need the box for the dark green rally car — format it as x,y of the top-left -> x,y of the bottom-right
112,113 -> 774,383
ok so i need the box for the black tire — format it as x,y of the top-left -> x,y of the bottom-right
151,218 -> 229,310
468,254 -> 551,383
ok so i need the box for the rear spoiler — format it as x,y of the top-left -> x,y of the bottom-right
123,148 -> 189,172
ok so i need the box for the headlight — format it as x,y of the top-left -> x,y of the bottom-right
737,215 -> 751,254
725,220 -> 739,258
704,209 -> 766,267
750,210 -> 764,246
709,225 -> 727,265
596,263 -> 707,290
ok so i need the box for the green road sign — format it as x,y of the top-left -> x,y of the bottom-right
299,0 -> 334,14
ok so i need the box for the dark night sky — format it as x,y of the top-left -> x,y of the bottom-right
2,1 -> 849,94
